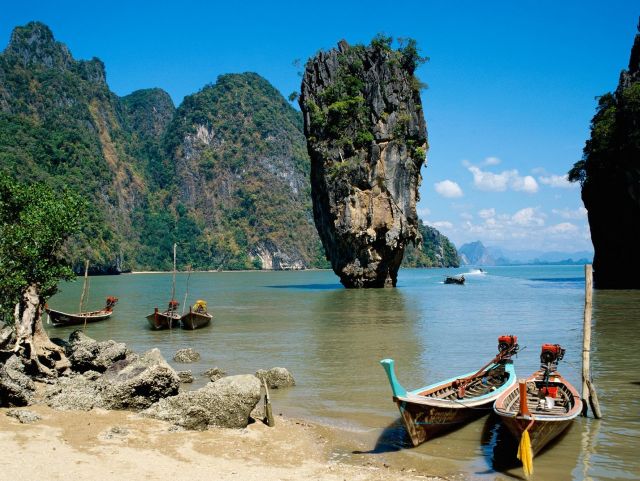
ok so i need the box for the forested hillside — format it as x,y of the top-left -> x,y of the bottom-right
0,22 -> 457,272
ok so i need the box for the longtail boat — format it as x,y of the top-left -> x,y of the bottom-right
146,300 -> 181,330
46,296 -> 118,327
493,344 -> 582,475
444,275 -> 465,285
181,299 -> 212,330
146,243 -> 181,330
380,335 -> 519,446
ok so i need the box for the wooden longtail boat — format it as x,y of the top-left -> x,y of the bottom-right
146,300 -> 181,330
180,300 -> 212,330
46,297 -> 118,326
146,243 -> 181,330
493,344 -> 582,472
380,335 -> 519,446
444,275 -> 465,285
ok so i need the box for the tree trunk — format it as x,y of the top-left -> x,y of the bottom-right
13,284 -> 70,377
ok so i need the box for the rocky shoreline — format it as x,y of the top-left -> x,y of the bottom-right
0,326 -> 443,480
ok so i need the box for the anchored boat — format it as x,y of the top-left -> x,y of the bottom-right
46,296 -> 118,326
493,344 -> 582,475
180,299 -> 212,330
380,335 -> 519,446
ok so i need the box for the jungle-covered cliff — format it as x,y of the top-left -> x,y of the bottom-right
0,23 -> 456,272
569,23 -> 640,288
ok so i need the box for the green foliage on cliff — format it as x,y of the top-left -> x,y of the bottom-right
569,71 -> 640,186
0,22 -> 452,274
0,175 -> 85,322
402,222 -> 460,268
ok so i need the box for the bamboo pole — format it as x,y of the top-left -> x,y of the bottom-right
582,264 -> 602,418
79,259 -> 89,312
170,243 -> 176,330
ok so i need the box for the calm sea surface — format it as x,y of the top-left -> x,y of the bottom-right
46,266 -> 639,480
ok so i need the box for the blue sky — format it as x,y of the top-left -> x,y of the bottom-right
2,1 -> 639,252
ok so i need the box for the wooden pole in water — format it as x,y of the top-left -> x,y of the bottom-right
582,264 -> 602,418
262,378 -> 275,427
79,259 -> 90,312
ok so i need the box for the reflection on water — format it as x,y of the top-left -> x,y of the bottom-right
44,267 -> 639,480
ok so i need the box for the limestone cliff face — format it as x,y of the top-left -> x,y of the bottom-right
569,23 -> 640,288
300,39 -> 427,287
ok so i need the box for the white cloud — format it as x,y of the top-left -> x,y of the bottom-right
546,222 -> 579,235
538,174 -> 577,189
482,156 -> 501,166
552,206 -> 587,219
434,180 -> 463,198
417,206 -> 431,218
431,221 -> 453,229
511,175 -> 539,193
512,207 -> 545,227
467,165 -> 538,193
478,208 -> 496,219
460,212 -> 473,220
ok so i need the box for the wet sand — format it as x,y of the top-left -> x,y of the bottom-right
0,404 -> 442,481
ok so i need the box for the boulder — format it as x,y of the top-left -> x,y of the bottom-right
0,355 -> 35,407
143,374 -> 261,430
203,367 -> 226,382
5,408 -> 41,424
66,330 -> 127,373
99,348 -> 180,410
177,370 -> 194,383
173,348 -> 200,363
255,367 -> 295,389
44,373 -> 104,411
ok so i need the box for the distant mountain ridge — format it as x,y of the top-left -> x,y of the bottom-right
459,241 -> 593,266
0,22 -> 457,272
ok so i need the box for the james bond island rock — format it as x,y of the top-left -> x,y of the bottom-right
569,23 -> 640,288
300,37 -> 428,287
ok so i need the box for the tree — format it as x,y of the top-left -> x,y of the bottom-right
0,175 -> 86,376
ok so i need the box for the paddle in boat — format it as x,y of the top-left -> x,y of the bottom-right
380,335 -> 519,446
493,343 -> 582,476
444,275 -> 465,285
181,299 -> 212,330
46,296 -> 118,327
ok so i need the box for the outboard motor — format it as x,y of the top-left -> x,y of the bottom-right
540,343 -> 565,372
498,335 -> 519,357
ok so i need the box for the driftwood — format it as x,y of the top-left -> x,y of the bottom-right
13,284 -> 70,377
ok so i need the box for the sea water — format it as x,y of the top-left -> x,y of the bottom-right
46,265 -> 640,480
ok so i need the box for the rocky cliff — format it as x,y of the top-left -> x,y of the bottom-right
299,37 -> 428,287
568,22 -> 640,288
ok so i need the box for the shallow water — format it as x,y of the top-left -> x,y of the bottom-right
46,266 -> 639,480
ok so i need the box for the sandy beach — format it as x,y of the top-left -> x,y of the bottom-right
0,404 -> 442,481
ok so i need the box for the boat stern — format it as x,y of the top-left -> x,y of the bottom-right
380,359 -> 407,398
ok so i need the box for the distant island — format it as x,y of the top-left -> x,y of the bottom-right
458,240 -> 593,266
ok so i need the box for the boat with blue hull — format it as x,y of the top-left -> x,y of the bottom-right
380,335 -> 519,446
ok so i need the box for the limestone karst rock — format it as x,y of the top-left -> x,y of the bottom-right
300,38 -> 427,287
569,22 -> 640,288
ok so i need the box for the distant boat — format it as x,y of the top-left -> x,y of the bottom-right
46,296 -> 118,326
181,299 -> 212,330
444,275 -> 465,284
46,259 -> 118,327
380,335 -> 519,446
146,243 -> 181,330
493,344 -> 582,471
